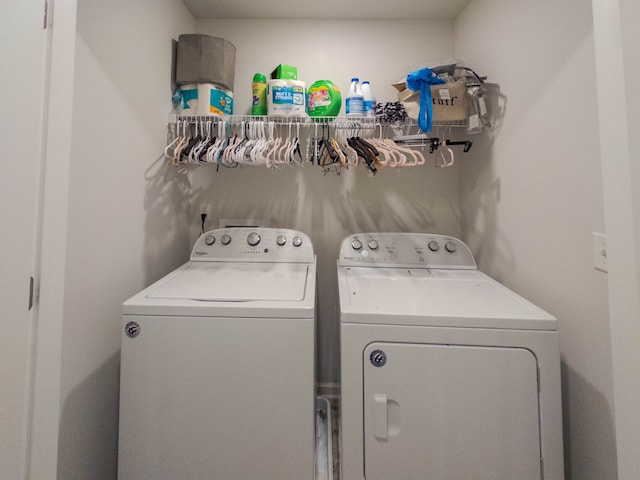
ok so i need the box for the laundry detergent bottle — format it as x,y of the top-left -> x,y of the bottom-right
307,80 -> 342,119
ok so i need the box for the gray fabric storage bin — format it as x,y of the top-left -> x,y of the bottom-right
176,34 -> 236,91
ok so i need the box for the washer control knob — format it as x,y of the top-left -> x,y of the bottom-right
276,235 -> 287,246
428,240 -> 440,252
445,241 -> 457,253
292,236 -> 303,247
204,234 -> 215,246
247,232 -> 261,246
351,239 -> 363,250
367,240 -> 379,250
221,234 -> 232,246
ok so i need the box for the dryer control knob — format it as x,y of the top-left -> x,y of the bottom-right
292,236 -> 303,247
221,234 -> 232,245
445,241 -> 457,253
276,235 -> 287,246
351,239 -> 363,250
204,234 -> 216,246
247,232 -> 261,246
428,240 -> 440,252
367,240 -> 379,250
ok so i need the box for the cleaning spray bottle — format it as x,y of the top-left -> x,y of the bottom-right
251,73 -> 267,116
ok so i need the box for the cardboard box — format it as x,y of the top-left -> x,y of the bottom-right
270,64 -> 298,80
394,79 -> 467,122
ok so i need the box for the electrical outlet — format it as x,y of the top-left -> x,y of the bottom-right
593,232 -> 608,273
200,203 -> 212,217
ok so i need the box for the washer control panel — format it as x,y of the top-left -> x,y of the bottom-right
191,228 -> 313,263
338,233 -> 476,269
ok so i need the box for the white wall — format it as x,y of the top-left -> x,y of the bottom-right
193,19 -> 462,385
455,0 -> 616,479
56,1 -> 195,478
592,0 -> 640,477
196,19 -> 456,115
614,0 -> 640,474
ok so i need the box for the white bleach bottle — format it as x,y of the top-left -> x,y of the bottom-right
345,77 -> 364,116
361,81 -> 376,117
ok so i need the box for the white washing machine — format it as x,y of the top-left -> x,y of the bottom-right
338,233 -> 564,480
118,227 -> 316,480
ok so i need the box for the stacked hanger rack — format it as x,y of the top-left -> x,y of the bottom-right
165,114 -> 473,174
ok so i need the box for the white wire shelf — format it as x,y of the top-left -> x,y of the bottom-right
167,113 -> 468,129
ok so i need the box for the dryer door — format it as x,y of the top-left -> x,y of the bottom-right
363,342 -> 541,480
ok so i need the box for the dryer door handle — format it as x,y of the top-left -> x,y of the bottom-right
373,394 -> 388,439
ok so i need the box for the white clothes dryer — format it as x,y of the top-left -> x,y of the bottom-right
338,233 -> 564,480
118,228 -> 316,480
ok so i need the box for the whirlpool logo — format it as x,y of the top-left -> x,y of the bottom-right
370,350 -> 387,367
125,321 -> 140,338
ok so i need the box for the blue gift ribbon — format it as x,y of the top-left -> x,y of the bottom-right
407,68 -> 446,132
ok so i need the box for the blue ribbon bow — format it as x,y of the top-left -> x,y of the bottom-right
406,67 -> 446,132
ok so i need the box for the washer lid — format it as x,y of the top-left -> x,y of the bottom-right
339,267 -> 556,330
147,262 -> 309,302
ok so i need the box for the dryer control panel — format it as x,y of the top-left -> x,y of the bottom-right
338,233 -> 476,269
191,228 -> 314,263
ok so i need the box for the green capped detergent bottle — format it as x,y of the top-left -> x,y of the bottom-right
307,80 -> 342,119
